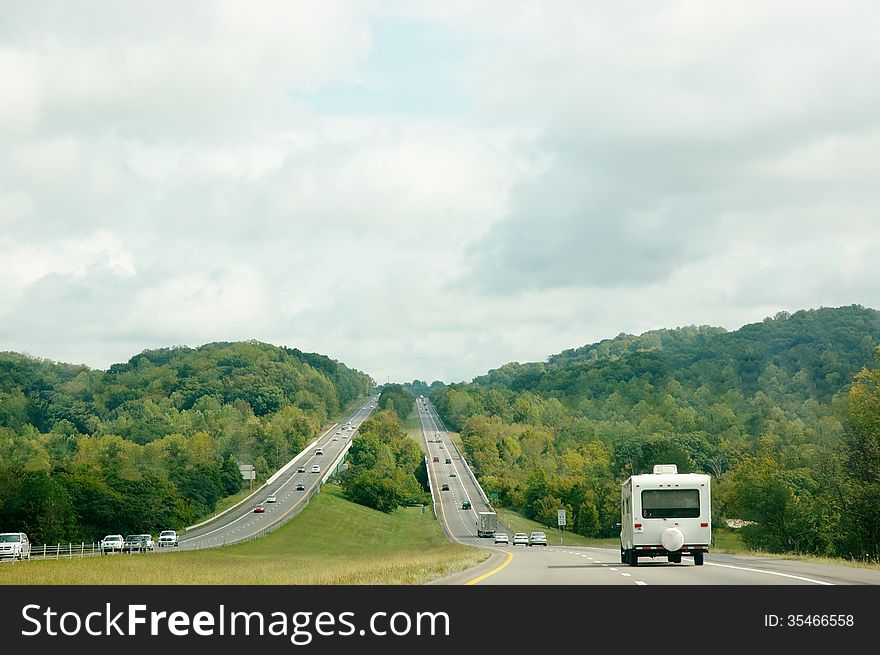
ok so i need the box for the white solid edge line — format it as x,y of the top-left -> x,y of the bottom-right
634,581 -> 647,586
704,561 -> 834,585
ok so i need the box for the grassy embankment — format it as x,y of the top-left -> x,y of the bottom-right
0,485 -> 486,585
190,397 -> 373,526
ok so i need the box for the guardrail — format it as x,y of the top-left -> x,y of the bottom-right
185,422 -> 341,533
321,435 -> 354,484
180,483 -> 324,551
429,403 -> 492,508
423,454 -> 438,517
182,406 -> 374,550
1,542 -> 167,563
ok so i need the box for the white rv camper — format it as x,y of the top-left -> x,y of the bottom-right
620,464 -> 711,566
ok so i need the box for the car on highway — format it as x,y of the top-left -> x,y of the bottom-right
253,504 -> 266,513
528,531 -> 548,547
100,534 -> 124,554
315,448 -> 323,456
332,436 -> 338,441
462,500 -> 471,510
297,466 -> 306,473
445,458 -> 451,464
432,456 -> 440,462
449,470 -> 456,477
122,534 -> 148,552
158,530 -> 179,548
495,533 -> 509,545
512,533 -> 529,546
296,482 -> 305,491
0,532 -> 31,560
266,495 -> 277,503
439,443 -> 444,449
311,465 -> 320,473
441,483 -> 450,491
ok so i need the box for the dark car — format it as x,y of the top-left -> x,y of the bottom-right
462,500 -> 471,510
296,482 -> 305,491
122,534 -> 148,552
441,484 -> 450,491
432,456 -> 439,462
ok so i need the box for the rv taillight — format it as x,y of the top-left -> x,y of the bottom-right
634,523 -> 642,528
700,522 -> 709,527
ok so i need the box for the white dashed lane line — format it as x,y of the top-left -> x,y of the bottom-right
634,581 -> 647,586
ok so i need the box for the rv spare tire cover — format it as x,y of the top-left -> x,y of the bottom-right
660,527 -> 685,552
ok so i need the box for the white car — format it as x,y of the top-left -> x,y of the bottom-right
512,533 -> 529,546
266,495 -> 277,503
158,530 -> 179,547
528,531 -> 548,547
494,533 -> 509,545
100,534 -> 125,554
0,532 -> 31,560
311,465 -> 321,473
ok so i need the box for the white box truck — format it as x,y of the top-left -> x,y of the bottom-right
477,511 -> 497,537
619,464 -> 711,566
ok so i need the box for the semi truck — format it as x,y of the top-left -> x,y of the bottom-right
619,464 -> 711,567
477,511 -> 497,537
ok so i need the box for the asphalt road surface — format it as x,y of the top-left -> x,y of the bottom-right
177,397 -> 378,550
416,399 -> 880,586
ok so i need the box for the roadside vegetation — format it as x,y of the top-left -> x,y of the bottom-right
0,485 -> 485,585
0,341 -> 373,544
429,306 -> 880,562
340,405 -> 430,513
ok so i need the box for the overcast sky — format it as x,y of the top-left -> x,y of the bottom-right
2,1 -> 879,383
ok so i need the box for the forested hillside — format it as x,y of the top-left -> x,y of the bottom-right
0,341 -> 374,542
429,306 -> 880,560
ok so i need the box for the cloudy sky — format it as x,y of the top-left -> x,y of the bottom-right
2,1 -> 879,383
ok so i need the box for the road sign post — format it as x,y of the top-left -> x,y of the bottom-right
239,464 -> 255,490
557,509 -> 566,545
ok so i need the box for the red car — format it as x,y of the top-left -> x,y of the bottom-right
253,504 -> 265,513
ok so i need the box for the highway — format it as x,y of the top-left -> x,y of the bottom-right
417,398 -> 494,545
417,399 -> 880,586
178,396 -> 379,550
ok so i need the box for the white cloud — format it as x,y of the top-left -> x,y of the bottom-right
1,1 -> 879,382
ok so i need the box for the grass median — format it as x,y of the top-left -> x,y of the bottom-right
494,508 -> 618,548
0,485 -> 486,585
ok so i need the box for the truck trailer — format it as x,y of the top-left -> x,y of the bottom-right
620,464 -> 711,567
477,511 -> 497,537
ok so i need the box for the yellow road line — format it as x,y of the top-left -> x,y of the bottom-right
421,403 -> 514,585
466,549 -> 513,585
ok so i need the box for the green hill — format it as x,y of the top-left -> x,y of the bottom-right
429,305 -> 880,561
0,341 -> 374,543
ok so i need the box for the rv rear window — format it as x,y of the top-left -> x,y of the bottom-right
641,489 -> 700,518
